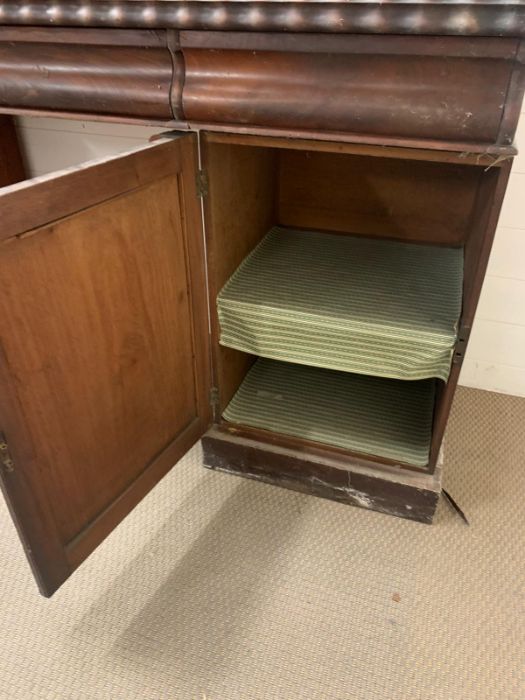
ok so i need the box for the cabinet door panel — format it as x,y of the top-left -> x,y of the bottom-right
0,135 -> 210,596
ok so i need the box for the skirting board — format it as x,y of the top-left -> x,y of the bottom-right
202,427 -> 443,524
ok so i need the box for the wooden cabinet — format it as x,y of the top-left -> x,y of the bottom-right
0,1 -> 523,595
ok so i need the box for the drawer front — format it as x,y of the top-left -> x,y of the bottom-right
0,30 -> 522,149
0,39 -> 176,120
182,35 -> 523,147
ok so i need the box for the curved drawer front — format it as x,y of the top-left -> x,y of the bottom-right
0,41 -> 175,119
182,35 -> 523,146
0,29 -> 522,149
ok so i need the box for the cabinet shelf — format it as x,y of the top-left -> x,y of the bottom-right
223,358 -> 436,468
217,227 -> 463,382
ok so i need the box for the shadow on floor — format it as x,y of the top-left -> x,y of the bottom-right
74,468 -> 310,684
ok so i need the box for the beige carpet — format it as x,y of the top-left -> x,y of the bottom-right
0,386 -> 523,699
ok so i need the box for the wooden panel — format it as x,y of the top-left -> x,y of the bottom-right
185,122 -> 519,158
204,130 -> 516,167
202,138 -> 277,411
463,163 -> 514,328
0,116 -> 25,186
0,135 -> 210,595
0,27 -> 169,47
183,45 -> 516,145
278,150 -> 482,244
0,2 -> 522,38
0,138 -> 180,239
0,42 -> 175,119
181,33 -> 520,59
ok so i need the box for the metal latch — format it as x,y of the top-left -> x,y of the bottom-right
0,433 -> 14,472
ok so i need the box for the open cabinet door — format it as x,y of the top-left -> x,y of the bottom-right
0,134 -> 211,596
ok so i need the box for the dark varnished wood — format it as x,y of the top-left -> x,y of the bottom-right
179,123 -> 522,157
0,41 -> 175,119
203,131 -> 517,166
0,115 -> 25,186
0,26 -> 169,46
0,135 -> 211,595
181,31 -> 521,60
202,428 -> 442,524
499,42 -> 525,146
0,2 -> 523,38
0,27 -> 523,149
182,37 -> 522,145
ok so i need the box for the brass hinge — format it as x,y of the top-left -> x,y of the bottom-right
452,324 -> 471,365
0,432 -> 14,472
210,386 -> 220,422
196,169 -> 209,199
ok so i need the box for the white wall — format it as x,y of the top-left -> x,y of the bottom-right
15,115 -> 525,397
15,117 -> 160,177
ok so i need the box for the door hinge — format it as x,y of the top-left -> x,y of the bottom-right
0,433 -> 15,472
196,169 -> 208,199
210,386 -> 220,421
452,324 -> 471,365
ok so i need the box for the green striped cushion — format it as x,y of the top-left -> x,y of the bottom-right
223,358 -> 435,468
217,227 -> 463,382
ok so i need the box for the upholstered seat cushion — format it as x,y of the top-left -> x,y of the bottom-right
217,227 -> 463,382
223,358 -> 436,467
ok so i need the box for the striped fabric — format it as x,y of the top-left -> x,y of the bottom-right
223,358 -> 436,467
218,227 -> 464,382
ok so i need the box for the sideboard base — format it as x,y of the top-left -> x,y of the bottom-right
202,428 -> 442,524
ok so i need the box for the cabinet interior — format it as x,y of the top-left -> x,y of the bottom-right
202,134 -> 489,471
7,124 -> 497,474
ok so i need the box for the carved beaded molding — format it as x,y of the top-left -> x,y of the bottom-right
0,1 -> 523,36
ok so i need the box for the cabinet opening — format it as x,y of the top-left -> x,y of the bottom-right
203,133 -> 493,471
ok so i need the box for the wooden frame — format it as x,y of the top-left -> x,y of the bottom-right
199,132 -> 512,488
0,135 -> 211,596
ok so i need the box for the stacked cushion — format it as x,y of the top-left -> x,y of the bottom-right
218,227 -> 463,382
223,358 -> 436,467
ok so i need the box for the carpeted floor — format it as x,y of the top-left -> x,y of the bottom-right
0,386 -> 523,700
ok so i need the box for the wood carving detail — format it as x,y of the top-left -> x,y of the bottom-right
0,2 -> 523,37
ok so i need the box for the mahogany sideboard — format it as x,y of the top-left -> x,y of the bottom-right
0,1 -> 523,596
